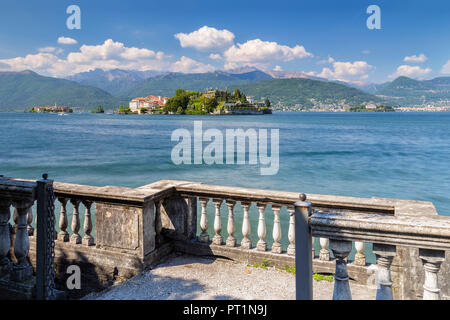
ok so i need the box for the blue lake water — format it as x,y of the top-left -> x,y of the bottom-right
1,112 -> 449,262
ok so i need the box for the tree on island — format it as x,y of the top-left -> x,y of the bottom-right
118,105 -> 131,114
91,105 -> 104,113
265,98 -> 271,108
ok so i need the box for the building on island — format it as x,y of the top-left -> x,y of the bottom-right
366,103 -> 377,109
129,95 -> 168,113
32,105 -> 71,113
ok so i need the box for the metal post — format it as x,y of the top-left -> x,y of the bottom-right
294,193 -> 313,300
36,173 -> 55,300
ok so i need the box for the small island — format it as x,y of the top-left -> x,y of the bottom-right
26,105 -> 73,113
122,89 -> 272,115
91,105 -> 105,113
348,104 -> 395,112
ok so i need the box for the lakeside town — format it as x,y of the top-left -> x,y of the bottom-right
26,88 -> 450,115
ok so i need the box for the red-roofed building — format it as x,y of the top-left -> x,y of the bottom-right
129,95 -> 168,112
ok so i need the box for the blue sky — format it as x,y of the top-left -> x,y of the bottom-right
0,0 -> 449,83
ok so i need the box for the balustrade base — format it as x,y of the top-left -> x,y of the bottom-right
226,237 -> 236,247
70,234 -> 82,244
271,243 -> 282,254
198,233 -> 209,243
354,253 -> 366,266
319,250 -> 330,261
212,235 -> 223,245
241,239 -> 252,249
83,235 -> 95,246
10,263 -> 33,282
0,258 -> 12,277
57,232 -> 69,242
256,241 -> 267,252
287,245 -> 295,256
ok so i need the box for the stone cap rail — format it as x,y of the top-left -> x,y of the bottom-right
310,210 -> 450,251
159,180 -> 439,217
53,181 -> 174,206
0,176 -> 36,202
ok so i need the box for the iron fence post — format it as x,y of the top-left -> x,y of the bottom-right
36,173 -> 55,300
294,193 -> 313,300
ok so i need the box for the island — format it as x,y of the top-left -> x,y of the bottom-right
348,104 -> 395,112
121,89 -> 272,115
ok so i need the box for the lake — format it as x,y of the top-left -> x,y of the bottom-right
1,112 -> 449,261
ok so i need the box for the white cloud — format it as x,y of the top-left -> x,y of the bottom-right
389,65 -> 432,78
223,39 -> 312,70
0,53 -> 63,74
209,53 -> 222,60
362,50 -> 371,55
274,65 -> 282,71
38,47 -> 64,54
440,60 -> 450,74
404,54 -> 427,63
0,39 -> 172,77
175,26 -> 235,51
57,36 -> 78,45
171,56 -> 214,73
317,56 -> 335,65
310,60 -> 374,82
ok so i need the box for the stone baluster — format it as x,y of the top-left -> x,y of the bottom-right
11,200 -> 34,281
271,206 -> 282,253
419,248 -> 446,300
57,198 -> 69,241
155,199 -> 163,244
241,202 -> 252,249
373,244 -> 396,300
26,207 -> 34,236
82,200 -> 94,246
330,240 -> 352,300
225,200 -> 236,247
287,207 -> 295,256
0,200 -> 12,274
256,203 -> 267,251
12,207 -> 18,234
198,198 -> 209,243
212,199 -> 223,245
319,238 -> 330,261
70,199 -> 81,244
354,241 -> 366,266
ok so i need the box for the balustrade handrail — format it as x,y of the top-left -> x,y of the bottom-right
310,210 -> 450,251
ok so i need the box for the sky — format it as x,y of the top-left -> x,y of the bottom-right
0,0 -> 449,84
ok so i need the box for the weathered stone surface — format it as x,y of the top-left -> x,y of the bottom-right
96,203 -> 140,251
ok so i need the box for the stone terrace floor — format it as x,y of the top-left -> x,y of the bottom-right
83,253 -> 376,300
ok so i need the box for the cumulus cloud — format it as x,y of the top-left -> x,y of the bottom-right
309,60 -> 374,82
57,36 -> 78,45
171,56 -> 214,73
175,26 -> 235,51
38,47 -> 64,54
317,56 -> 335,65
404,54 -> 427,63
0,53 -> 63,74
389,65 -> 432,78
209,53 -> 222,60
223,39 -> 312,70
440,60 -> 450,74
0,39 -> 172,77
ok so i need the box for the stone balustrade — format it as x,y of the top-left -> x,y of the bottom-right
0,176 -> 449,300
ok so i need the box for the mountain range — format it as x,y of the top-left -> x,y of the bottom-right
0,68 -> 449,111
